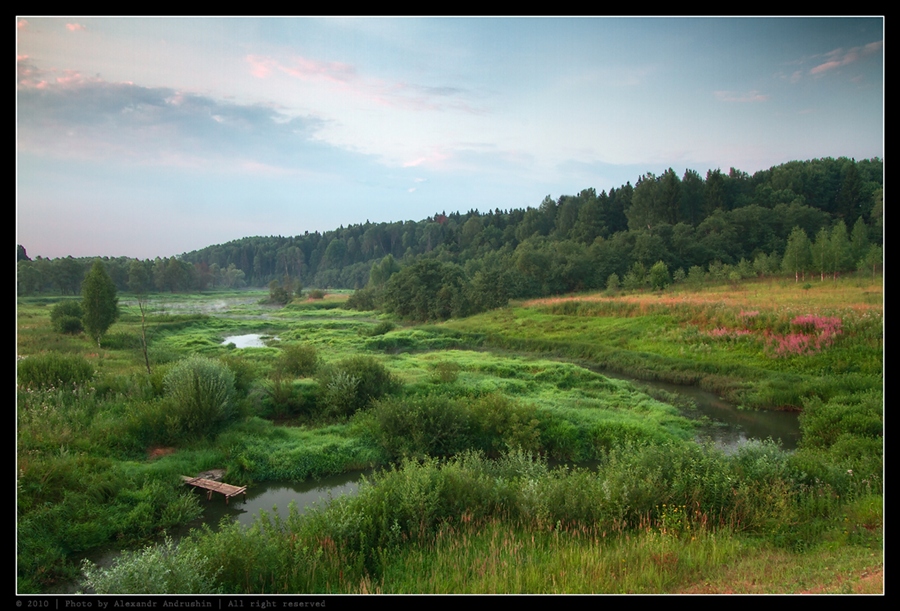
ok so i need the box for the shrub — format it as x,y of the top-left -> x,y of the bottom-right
163,356 -> 237,438
318,369 -> 361,419
80,537 -> 222,594
267,279 -> 293,305
346,286 -> 380,311
361,321 -> 395,337
50,300 -> 84,334
17,352 -> 94,390
363,395 -> 470,459
275,343 -> 319,377
468,393 -> 541,454
55,315 -> 84,334
307,289 -> 326,300
317,356 -> 399,418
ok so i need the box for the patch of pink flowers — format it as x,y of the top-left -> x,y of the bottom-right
769,315 -> 842,356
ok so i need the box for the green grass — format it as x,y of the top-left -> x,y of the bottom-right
17,279 -> 882,593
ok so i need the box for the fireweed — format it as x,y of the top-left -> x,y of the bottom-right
768,315 -> 842,357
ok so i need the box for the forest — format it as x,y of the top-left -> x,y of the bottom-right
18,156 -> 883,306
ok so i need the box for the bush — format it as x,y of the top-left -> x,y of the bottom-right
346,286 -> 380,311
360,321 -> 395,337
363,395 -> 470,459
317,356 -> 399,418
17,352 -> 94,390
163,356 -> 237,438
307,289 -> 326,300
469,393 -> 541,454
80,537 -> 222,594
50,300 -> 84,334
275,344 -> 319,377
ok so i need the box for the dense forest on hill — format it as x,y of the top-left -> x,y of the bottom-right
18,157 -> 883,315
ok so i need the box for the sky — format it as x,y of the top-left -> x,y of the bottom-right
16,17 -> 883,260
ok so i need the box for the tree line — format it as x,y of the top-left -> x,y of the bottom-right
18,156 -> 883,312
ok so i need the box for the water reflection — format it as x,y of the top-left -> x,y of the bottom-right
597,369 -> 801,452
187,470 -> 370,529
221,334 -> 278,348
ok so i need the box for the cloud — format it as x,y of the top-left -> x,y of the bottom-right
280,56 -> 358,85
713,90 -> 769,103
402,149 -> 451,168
17,19 -> 27,29
246,55 -> 276,78
809,40 -> 883,76
65,23 -> 86,32
16,67 -> 345,175
246,53 -> 481,114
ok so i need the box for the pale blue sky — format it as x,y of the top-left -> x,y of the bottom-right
16,17 -> 883,259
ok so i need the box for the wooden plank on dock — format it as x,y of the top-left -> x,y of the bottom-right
182,476 -> 247,504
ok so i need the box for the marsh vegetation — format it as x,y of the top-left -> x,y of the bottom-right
17,275 -> 882,594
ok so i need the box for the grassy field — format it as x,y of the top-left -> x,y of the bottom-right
17,278 -> 882,594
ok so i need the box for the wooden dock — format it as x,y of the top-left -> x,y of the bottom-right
181,476 -> 247,504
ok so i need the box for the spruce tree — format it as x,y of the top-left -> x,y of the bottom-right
82,260 -> 119,347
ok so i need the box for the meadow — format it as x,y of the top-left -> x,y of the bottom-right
16,276 -> 882,594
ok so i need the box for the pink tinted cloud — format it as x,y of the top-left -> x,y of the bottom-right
402,148 -> 451,168
17,19 -> 27,29
810,40 -> 882,75
246,55 -> 276,78
279,56 -> 357,84
247,53 -> 477,114
713,90 -> 769,103
18,61 -> 99,90
66,23 -> 86,32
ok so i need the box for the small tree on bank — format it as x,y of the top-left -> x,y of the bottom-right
82,260 -> 119,348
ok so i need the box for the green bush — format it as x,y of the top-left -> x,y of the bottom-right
363,394 -> 470,459
346,286 -> 380,311
317,356 -> 399,418
163,356 -> 237,438
80,537 -> 222,594
50,300 -> 84,334
360,320 -> 395,337
17,352 -> 94,390
468,393 -> 541,454
275,343 -> 319,377
56,315 -> 84,335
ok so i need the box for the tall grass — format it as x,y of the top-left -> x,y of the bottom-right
18,282 -> 881,593
77,445 -> 880,593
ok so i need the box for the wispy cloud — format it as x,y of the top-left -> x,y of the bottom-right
402,148 -> 451,168
280,56 -> 358,84
65,23 -> 86,32
246,53 -> 481,114
810,40 -> 883,76
17,67 -> 338,174
17,19 -> 27,30
713,90 -> 769,103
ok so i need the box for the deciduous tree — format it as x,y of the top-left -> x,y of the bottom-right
82,260 -> 119,348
